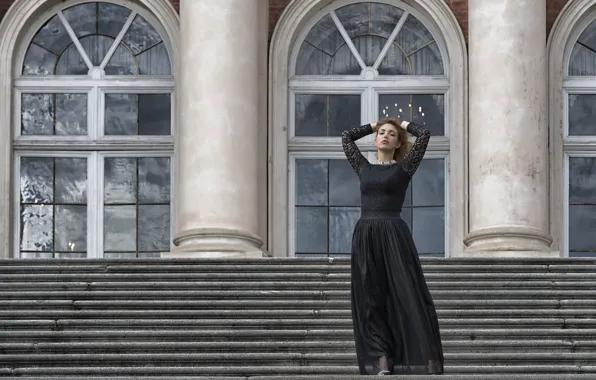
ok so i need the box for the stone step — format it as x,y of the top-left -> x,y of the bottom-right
2,289 -> 596,299
4,272 -> 596,280
2,259 -> 595,377
0,318 -> 592,329
3,339 -> 596,353
1,308 -> 596,319
1,260 -> 596,272
6,376 -> 595,380
2,299 -> 596,309
3,351 -> 596,365
3,376 -> 596,380
2,257 -> 596,265
3,328 -> 596,340
5,277 -> 596,289
3,364 -> 596,376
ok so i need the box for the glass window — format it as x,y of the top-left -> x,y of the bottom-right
566,18 -> 596,257
14,2 -> 173,258
290,1 -> 448,258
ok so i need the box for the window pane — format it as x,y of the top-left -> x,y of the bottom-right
31,15 -> 71,55
403,158 -> 446,256
104,205 -> 136,251
21,93 -> 88,136
103,157 -> 171,256
295,94 -> 360,137
378,94 -> 444,136
329,159 -> 360,206
105,44 -> 137,75
104,158 -> 137,204
412,207 -> 445,255
121,14 -> 163,55
295,14 -> 352,75
139,157 -> 171,203
569,20 -> 596,76
378,14 -> 444,75
568,94 -> 596,136
336,3 -> 403,40
138,205 -> 170,251
411,159 -> 444,206
105,94 -> 171,136
137,43 -> 171,75
22,44 -> 57,76
329,207 -> 360,254
294,158 -> 361,257
19,157 -> 88,258
295,207 -> 328,254
335,3 -> 403,68
63,2 -> 97,39
569,157 -> 596,256
295,159 -> 328,206
98,2 -> 132,38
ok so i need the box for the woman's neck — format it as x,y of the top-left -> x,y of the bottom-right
377,150 -> 394,162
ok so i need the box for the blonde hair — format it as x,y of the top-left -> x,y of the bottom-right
376,118 -> 412,162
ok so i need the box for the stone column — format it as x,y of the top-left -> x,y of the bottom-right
464,0 -> 553,256
167,0 -> 265,257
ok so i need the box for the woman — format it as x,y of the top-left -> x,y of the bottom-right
341,118 -> 444,375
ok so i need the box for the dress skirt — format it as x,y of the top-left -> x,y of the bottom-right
350,214 -> 444,375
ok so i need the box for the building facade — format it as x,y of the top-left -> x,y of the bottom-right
0,0 -> 594,261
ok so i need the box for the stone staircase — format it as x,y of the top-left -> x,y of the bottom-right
1,257 -> 596,380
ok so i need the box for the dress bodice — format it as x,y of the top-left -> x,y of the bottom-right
341,123 -> 431,214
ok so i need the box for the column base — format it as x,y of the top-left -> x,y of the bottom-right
167,227 -> 266,258
463,225 -> 553,254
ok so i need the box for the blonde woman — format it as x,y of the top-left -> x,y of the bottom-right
342,118 -> 444,375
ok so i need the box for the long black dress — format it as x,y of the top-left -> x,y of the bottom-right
341,122 -> 444,375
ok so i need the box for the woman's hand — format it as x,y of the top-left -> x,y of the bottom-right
371,121 -> 379,132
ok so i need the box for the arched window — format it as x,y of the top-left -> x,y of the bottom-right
14,1 -> 174,259
286,1 -> 449,258
561,14 -> 596,257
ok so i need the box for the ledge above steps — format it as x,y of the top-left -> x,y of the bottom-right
2,376 -> 596,380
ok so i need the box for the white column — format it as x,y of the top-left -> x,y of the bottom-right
167,0 -> 265,257
464,0 -> 553,256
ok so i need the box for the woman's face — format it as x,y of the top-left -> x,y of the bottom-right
375,123 -> 400,151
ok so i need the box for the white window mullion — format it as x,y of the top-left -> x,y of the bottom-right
290,77 -> 450,90
287,156 -> 296,257
14,77 -> 175,89
87,152 -> 101,259
95,152 -> 105,259
362,87 -> 373,144
96,87 -> 104,139
12,154 -> 21,258
13,89 -> 22,140
57,11 -> 93,71
373,11 -> 410,70
88,87 -> 99,140
563,152 -> 570,258
329,11 -> 366,71
99,11 -> 138,70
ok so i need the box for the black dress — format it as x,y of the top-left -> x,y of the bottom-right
341,123 -> 444,375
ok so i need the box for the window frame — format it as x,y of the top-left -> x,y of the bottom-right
271,0 -> 465,258
548,1 -> 596,257
9,0 -> 177,259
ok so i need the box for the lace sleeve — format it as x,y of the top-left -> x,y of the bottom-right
402,122 -> 431,176
341,124 -> 373,174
